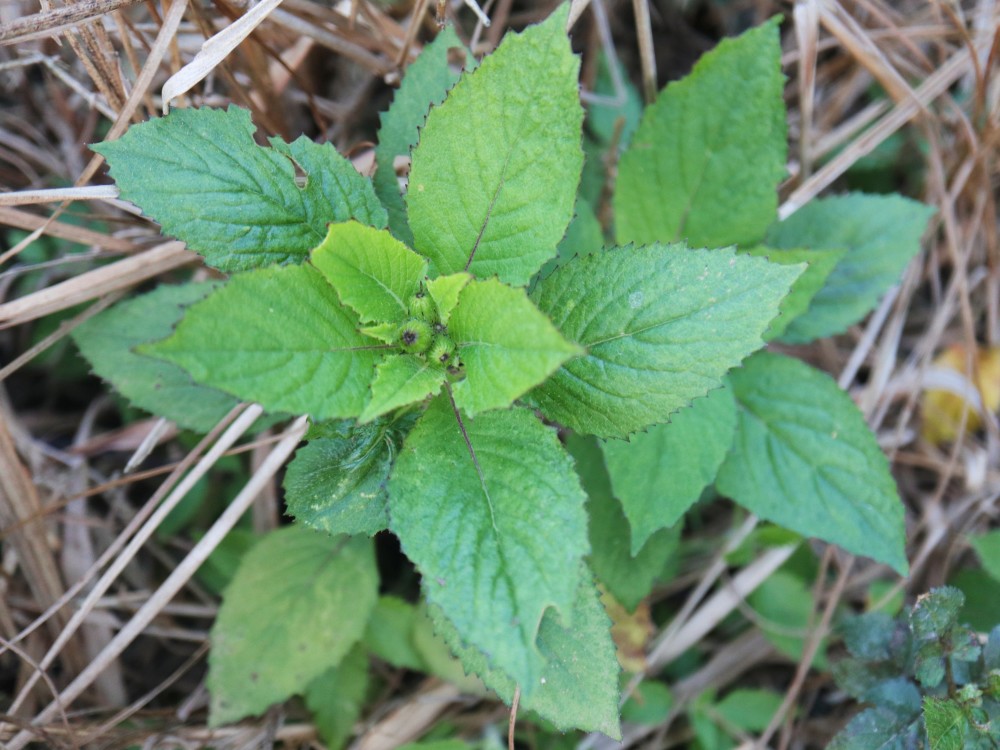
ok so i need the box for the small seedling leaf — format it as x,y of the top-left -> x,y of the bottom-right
311,222 -> 428,324
449,278 -> 582,416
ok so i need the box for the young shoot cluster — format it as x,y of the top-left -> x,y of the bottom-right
397,289 -> 461,376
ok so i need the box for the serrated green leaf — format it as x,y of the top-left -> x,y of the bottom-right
142,265 -> 379,420
311,222 -> 427,323
375,27 -> 471,244
360,354 -> 446,422
602,386 -> 737,553
530,244 -> 801,438
360,321 -> 399,344
93,106 -> 385,270
304,646 -> 370,750
449,278 -> 582,415
742,246 -> 846,340
924,697 -> 968,750
765,194 -> 935,343
387,397 -> 589,691
537,198 -> 604,282
566,434 -> 679,611
208,528 -> 377,724
427,574 -> 622,738
72,282 -> 239,432
426,272 -> 471,325
911,586 -> 964,640
971,531 -> 1000,583
615,20 -> 786,249
716,352 -> 908,574
407,5 -> 583,285
283,419 -> 392,536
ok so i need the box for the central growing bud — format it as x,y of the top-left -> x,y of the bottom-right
398,318 -> 434,355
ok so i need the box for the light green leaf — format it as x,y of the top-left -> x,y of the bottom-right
765,194 -> 935,343
283,419 -> 393,536
360,354 -> 446,422
426,272 -> 471,325
93,106 -> 385,270
716,352 -> 908,574
971,531 -> 1000,583
360,321 -> 398,344
375,26 -> 471,244
363,596 -> 426,672
406,5 -> 583,285
449,278 -> 582,416
715,689 -> 784,732
601,386 -> 737,553
615,19 -> 785,249
72,282 -> 238,432
304,646 -> 370,750
537,198 -> 604,282
567,435 -> 680,611
530,244 -> 802,438
388,397 -> 588,691
427,574 -> 622,738
208,527 -> 377,724
742,246 -> 846,340
923,697 -> 968,750
311,222 -> 427,323
142,265 -> 379,421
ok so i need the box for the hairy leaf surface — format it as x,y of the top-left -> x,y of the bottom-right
208,528 -> 377,724
374,26 -> 471,244
615,20 -> 785,249
93,106 -> 385,270
283,419 -> 393,536
72,282 -> 238,432
449,278 -> 582,415
602,386 -> 737,553
360,354 -> 445,422
311,222 -> 427,323
388,397 -> 588,691
428,574 -> 622,738
406,5 -> 583,285
143,265 -> 378,420
717,352 -> 908,574
765,194 -> 935,343
530,244 -> 801,437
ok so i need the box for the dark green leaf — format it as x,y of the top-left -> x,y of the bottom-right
94,106 -> 385,270
717,352 -> 908,574
388,397 -> 588,691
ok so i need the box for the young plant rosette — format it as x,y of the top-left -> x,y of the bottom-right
76,4 -> 923,738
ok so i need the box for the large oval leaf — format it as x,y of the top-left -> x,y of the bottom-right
387,396 -> 588,691
716,352 -> 908,574
406,5 -> 583,285
530,244 -> 801,438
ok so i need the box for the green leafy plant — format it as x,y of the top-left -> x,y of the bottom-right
829,586 -> 1000,749
73,5 -> 931,740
